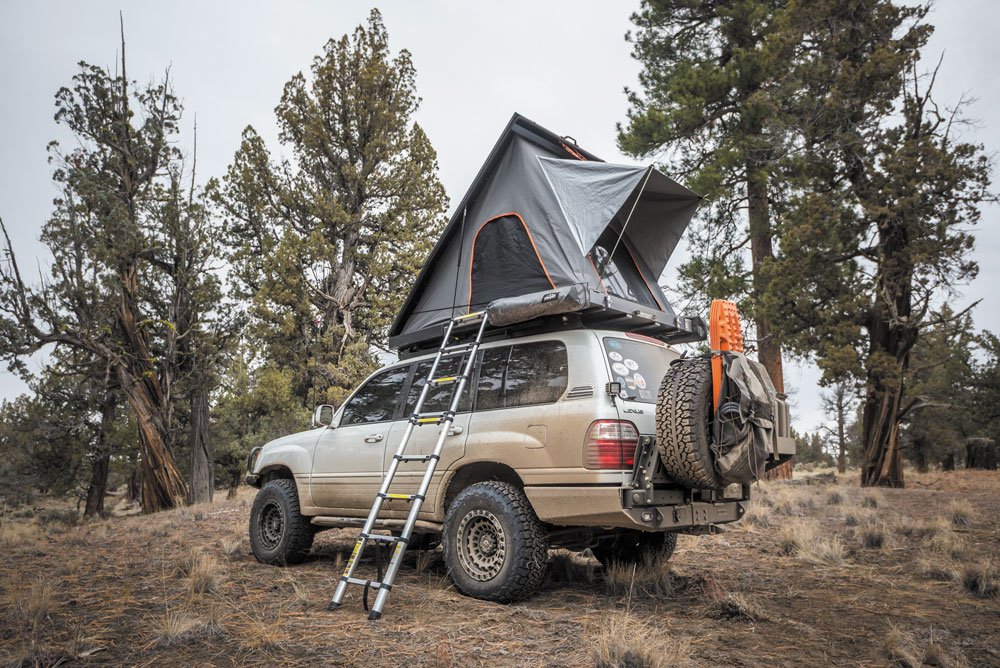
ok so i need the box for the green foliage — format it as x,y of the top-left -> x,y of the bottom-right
903,308 -> 976,469
212,9 -> 448,408
211,352 -> 308,491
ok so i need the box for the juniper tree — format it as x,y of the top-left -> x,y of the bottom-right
765,1 -> 993,486
0,38 -> 223,510
214,9 -> 448,409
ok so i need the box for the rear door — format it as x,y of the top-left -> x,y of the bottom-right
381,354 -> 472,516
464,341 -> 570,473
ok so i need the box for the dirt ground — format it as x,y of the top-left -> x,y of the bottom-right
1,468 -> 999,667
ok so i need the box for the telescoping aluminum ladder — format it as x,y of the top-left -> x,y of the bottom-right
328,310 -> 489,620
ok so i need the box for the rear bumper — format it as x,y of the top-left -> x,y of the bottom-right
524,485 -> 746,531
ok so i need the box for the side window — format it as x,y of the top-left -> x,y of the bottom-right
340,366 -> 411,425
505,342 -> 569,407
404,355 -> 472,415
474,341 -> 568,410
476,347 -> 509,411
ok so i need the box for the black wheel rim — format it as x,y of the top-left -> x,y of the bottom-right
259,500 -> 284,550
456,509 -> 506,581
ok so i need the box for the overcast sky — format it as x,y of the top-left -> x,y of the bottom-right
0,1 -> 996,432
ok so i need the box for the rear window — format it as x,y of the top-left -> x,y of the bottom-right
475,341 -> 569,410
602,337 -> 672,403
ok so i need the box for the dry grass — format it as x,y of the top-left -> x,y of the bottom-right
702,591 -> 763,622
860,491 -> 880,509
844,507 -> 876,527
777,519 -> 845,565
187,554 -> 223,595
826,490 -> 844,506
858,520 -> 889,551
173,546 -> 202,577
945,499 -> 974,527
883,625 -> 969,668
220,535 -> 242,558
591,611 -> 692,668
961,561 -> 1000,599
884,624 -> 923,668
12,578 -> 54,631
0,518 -> 44,548
604,555 -> 674,598
738,502 -> 772,530
915,553 -> 961,582
153,609 -> 202,647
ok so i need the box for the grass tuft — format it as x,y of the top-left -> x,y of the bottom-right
859,520 -> 888,550
961,562 -> 999,599
591,611 -> 692,668
778,519 -> 845,565
703,591 -> 763,622
883,625 -> 923,668
826,490 -> 844,506
14,578 -> 54,630
945,499 -> 974,527
861,492 -> 879,509
187,555 -> 222,595
154,610 -> 200,646
604,555 -> 674,598
221,536 -> 242,558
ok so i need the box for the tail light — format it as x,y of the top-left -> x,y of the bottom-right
583,420 -> 640,470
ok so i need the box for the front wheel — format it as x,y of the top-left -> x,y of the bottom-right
592,531 -> 678,568
442,482 -> 548,602
249,479 -> 314,566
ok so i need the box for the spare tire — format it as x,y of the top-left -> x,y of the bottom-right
656,358 -> 722,489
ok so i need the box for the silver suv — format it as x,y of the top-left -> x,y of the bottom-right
246,326 -> 794,602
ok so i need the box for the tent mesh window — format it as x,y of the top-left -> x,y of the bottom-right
589,229 -> 659,308
469,213 -> 555,310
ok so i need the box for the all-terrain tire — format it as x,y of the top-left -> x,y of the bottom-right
249,479 -> 314,566
442,481 -> 548,603
656,358 -> 722,489
592,531 -> 678,568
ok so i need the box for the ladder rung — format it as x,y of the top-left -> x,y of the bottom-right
379,492 -> 424,502
340,576 -> 390,590
440,342 -> 476,355
362,533 -> 406,545
453,311 -> 486,323
430,374 -> 467,385
410,411 -> 453,425
395,453 -> 439,463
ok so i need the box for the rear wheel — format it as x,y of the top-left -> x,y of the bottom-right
442,481 -> 548,602
656,358 -> 721,489
592,531 -> 678,568
249,479 -> 314,566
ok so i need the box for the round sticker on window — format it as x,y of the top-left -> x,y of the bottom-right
611,362 -> 629,376
608,351 -> 623,362
633,372 -> 647,390
624,358 -> 639,371
608,339 -> 622,349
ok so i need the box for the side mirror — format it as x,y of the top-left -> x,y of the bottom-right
313,404 -> 336,428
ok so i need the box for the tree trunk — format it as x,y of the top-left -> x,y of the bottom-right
942,453 -> 955,471
188,385 -> 214,504
747,163 -> 791,482
116,263 -> 187,512
746,164 -> 784,394
83,390 -> 118,518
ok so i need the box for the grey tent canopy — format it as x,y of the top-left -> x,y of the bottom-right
388,113 -> 706,353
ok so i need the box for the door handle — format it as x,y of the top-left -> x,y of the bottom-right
364,434 -> 384,443
447,426 -> 464,436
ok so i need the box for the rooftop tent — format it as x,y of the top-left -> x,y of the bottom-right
387,114 -> 705,352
